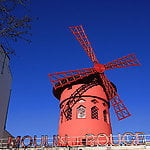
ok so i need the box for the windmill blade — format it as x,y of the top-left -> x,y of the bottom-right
104,53 -> 141,70
110,95 -> 131,120
69,25 -> 99,64
100,73 -> 117,100
48,68 -> 96,90
100,74 -> 131,120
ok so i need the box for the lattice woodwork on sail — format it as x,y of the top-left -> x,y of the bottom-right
100,74 -> 131,120
48,68 -> 96,90
110,95 -> 131,120
69,25 -> 99,64
100,73 -> 117,100
104,53 -> 141,70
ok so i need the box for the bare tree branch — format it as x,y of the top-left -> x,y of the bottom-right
0,0 -> 32,52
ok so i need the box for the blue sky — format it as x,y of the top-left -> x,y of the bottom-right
6,0 -> 150,137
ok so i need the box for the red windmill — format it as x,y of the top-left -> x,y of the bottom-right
48,25 -> 141,146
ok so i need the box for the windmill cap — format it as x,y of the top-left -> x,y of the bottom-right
53,73 -> 117,100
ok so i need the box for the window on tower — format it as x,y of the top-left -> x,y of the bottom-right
91,106 -> 98,119
60,112 -> 63,123
66,108 -> 72,121
103,110 -> 107,123
77,105 -> 86,119
91,99 -> 98,104
78,99 -> 85,103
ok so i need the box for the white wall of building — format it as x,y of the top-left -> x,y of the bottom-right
0,45 -> 12,138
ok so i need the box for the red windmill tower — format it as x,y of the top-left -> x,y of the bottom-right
48,25 -> 141,146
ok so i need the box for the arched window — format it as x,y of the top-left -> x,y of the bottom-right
91,106 -> 98,119
103,110 -> 107,122
78,99 -> 85,103
66,108 -> 72,121
91,99 -> 98,104
60,112 -> 63,123
77,105 -> 86,118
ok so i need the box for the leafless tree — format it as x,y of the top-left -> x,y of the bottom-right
0,0 -> 32,52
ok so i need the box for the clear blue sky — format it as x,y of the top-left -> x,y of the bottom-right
6,0 -> 150,137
